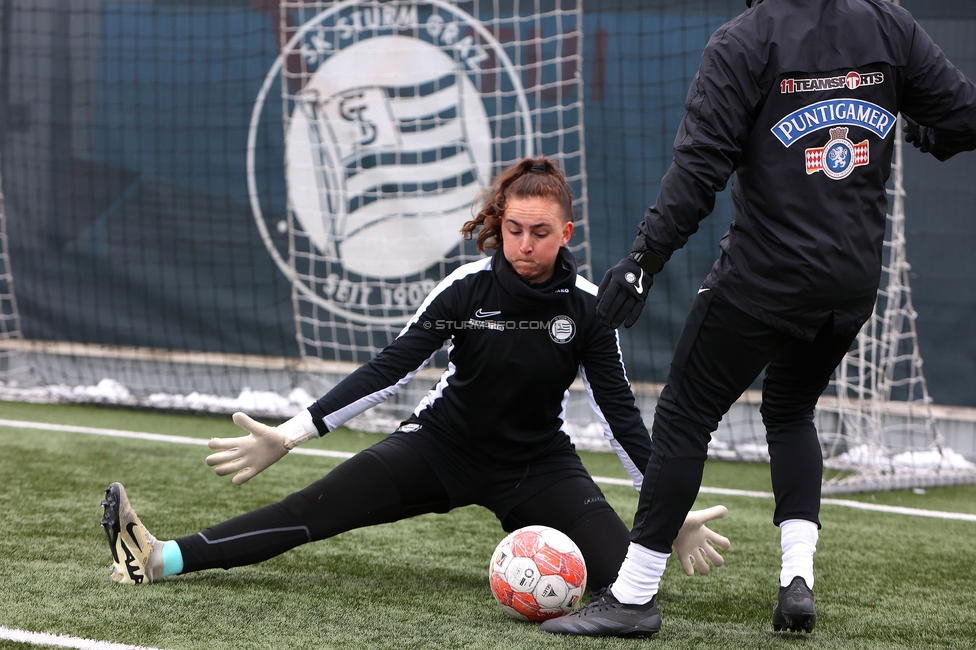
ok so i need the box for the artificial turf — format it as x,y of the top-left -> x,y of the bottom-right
1,401 -> 973,649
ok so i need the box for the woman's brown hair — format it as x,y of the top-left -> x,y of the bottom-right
461,157 -> 574,252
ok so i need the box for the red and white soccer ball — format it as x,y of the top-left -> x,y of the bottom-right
488,525 -> 587,622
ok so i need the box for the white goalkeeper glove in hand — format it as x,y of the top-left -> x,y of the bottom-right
206,410 -> 318,485
672,505 -> 731,576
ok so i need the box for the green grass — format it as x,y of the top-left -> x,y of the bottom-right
1,401 -> 974,649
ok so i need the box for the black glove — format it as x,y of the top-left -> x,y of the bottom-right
902,117 -> 936,153
902,117 -> 956,161
596,256 -> 652,329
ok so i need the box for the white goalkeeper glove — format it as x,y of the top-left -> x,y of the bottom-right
672,505 -> 731,576
206,410 -> 318,485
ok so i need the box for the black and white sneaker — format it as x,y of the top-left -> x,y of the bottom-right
773,576 -> 816,633
539,587 -> 661,637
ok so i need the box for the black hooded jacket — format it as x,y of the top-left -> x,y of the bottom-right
634,0 -> 976,340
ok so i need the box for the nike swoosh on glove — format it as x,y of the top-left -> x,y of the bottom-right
596,256 -> 651,329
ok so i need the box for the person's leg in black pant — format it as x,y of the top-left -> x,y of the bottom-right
538,293 -> 790,636
607,292 -> 786,609
175,435 -> 451,573
762,314 -> 858,527
762,313 -> 859,632
630,292 -> 785,554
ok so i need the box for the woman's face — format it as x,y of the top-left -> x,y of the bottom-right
500,196 -> 573,284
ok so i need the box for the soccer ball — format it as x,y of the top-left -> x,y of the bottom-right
488,525 -> 587,622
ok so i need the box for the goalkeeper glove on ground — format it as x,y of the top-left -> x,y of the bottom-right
206,410 -> 318,485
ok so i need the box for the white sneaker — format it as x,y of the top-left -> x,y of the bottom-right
100,482 -> 162,584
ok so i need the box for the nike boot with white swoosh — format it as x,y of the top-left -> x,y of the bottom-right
100,482 -> 163,584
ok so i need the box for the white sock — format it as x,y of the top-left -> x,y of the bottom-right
779,519 -> 818,588
609,543 -> 669,605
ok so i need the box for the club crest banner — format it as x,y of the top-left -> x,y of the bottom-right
248,1 -> 556,334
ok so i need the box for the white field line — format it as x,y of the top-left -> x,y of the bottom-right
0,626 -> 165,650
0,418 -> 355,460
3,418 -> 976,523
594,476 -> 976,522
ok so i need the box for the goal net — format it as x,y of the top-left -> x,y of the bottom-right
1,0 -> 974,492
0,150 -> 24,381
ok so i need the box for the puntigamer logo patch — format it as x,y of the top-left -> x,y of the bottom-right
771,98 -> 896,147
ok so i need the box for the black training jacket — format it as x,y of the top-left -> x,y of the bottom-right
307,247 -> 651,489
633,0 -> 976,340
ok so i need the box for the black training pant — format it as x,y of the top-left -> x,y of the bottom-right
631,290 -> 860,553
176,434 -> 630,590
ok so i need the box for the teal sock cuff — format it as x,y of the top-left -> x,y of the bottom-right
161,540 -> 184,577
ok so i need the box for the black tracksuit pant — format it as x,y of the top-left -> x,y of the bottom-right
631,289 -> 860,553
175,434 -> 631,591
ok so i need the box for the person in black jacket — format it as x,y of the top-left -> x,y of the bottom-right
542,0 -> 976,638
99,157 -> 730,606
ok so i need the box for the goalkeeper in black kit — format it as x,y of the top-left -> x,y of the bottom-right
543,0 -> 976,638
99,157 -> 730,604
